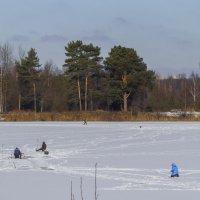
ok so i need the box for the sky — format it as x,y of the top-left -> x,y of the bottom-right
1,0 -> 200,76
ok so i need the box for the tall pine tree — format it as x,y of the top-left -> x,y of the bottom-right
63,40 -> 102,111
104,45 -> 155,111
16,48 -> 41,110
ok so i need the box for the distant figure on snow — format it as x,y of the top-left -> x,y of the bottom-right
36,141 -> 47,152
171,163 -> 179,177
83,120 -> 87,125
14,147 -> 22,159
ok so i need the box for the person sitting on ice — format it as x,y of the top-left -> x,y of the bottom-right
171,163 -> 179,177
36,141 -> 47,152
14,147 -> 22,159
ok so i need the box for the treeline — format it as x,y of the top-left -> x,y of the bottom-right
0,41 -> 198,113
149,74 -> 200,111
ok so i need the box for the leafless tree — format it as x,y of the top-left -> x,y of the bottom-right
0,43 -> 14,112
189,73 -> 200,110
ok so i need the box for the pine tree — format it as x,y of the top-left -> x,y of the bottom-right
63,40 -> 102,111
16,48 -> 41,110
104,45 -> 155,111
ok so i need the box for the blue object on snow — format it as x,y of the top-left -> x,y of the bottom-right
171,163 -> 179,177
14,147 -> 21,157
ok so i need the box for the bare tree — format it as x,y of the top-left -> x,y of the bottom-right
189,73 -> 200,110
18,45 -> 26,62
0,43 -> 14,112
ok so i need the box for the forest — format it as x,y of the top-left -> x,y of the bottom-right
0,41 -> 199,114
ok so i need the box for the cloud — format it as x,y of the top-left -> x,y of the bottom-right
157,26 -> 194,49
168,34 -> 193,48
114,17 -> 129,24
82,30 -> 112,42
40,35 -> 67,43
10,35 -> 29,42
138,23 -> 194,49
29,30 -> 40,36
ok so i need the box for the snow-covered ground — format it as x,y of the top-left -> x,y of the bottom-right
0,122 -> 200,200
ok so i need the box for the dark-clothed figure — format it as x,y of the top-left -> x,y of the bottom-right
36,141 -> 47,152
14,147 -> 22,159
171,163 -> 179,177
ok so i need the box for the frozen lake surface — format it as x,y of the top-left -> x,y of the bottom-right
0,121 -> 200,200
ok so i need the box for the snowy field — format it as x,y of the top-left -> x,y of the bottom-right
0,122 -> 200,200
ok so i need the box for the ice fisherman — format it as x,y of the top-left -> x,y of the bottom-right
36,141 -> 47,152
171,163 -> 179,177
14,147 -> 22,159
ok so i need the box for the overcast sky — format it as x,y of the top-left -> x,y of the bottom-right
1,0 -> 200,76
